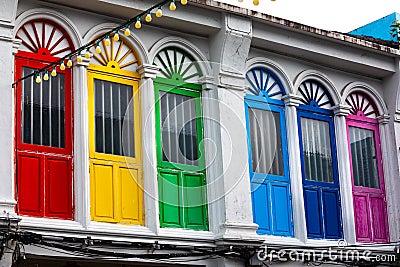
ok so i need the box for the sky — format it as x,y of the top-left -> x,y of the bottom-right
216,0 -> 400,32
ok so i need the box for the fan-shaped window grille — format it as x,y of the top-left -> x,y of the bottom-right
246,68 -> 285,100
16,19 -> 74,58
298,80 -> 334,109
153,47 -> 202,83
345,92 -> 378,119
90,36 -> 140,72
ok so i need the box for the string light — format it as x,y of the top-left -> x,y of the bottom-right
85,49 -> 91,59
156,6 -> 163,17
67,57 -> 73,67
13,0 -> 186,87
95,42 -> 101,53
145,11 -> 152,22
170,0 -> 176,11
43,71 -> 49,81
35,73 -> 41,84
135,17 -> 142,29
124,26 -> 131,36
113,32 -> 120,41
104,35 -> 111,46
60,61 -> 66,71
253,0 -> 259,5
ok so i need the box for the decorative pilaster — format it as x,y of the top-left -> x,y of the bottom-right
73,57 -> 91,228
137,63 -> 160,234
210,14 -> 261,244
332,104 -> 356,244
378,114 -> 400,242
282,94 -> 307,242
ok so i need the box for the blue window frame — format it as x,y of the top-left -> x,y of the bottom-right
245,67 -> 293,237
297,79 -> 343,239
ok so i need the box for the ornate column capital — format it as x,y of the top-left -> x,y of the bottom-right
12,38 -> 21,55
377,114 -> 390,125
332,104 -> 352,116
137,64 -> 159,79
199,75 -> 215,90
282,94 -> 302,107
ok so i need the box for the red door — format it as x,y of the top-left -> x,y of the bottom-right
15,31 -> 74,219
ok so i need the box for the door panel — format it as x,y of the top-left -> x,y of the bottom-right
304,188 -> 323,237
91,163 -> 115,221
46,157 -> 72,217
158,171 -> 181,227
120,167 -> 141,222
271,182 -> 292,235
17,154 -> 42,215
252,183 -> 271,233
323,190 -> 342,239
370,196 -> 388,241
183,173 -> 207,229
353,194 -> 371,240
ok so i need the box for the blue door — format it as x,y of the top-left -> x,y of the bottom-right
297,80 -> 343,239
245,68 -> 293,237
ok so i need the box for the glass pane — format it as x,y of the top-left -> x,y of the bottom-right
248,107 -> 284,176
300,117 -> 333,183
94,79 -> 135,157
21,67 -> 65,148
349,126 -> 379,188
160,91 -> 199,166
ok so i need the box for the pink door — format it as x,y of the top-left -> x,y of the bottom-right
346,92 -> 389,243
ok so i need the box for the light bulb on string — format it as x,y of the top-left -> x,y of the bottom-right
60,61 -> 66,71
35,73 -> 41,84
43,71 -> 49,81
170,0 -> 176,11
135,17 -> 142,29
145,11 -> 152,22
113,32 -> 120,41
51,67 -> 57,77
124,26 -> 131,36
104,36 -> 111,46
156,6 -> 163,17
77,53 -> 83,63
95,42 -> 101,53
253,0 -> 259,5
85,49 -> 91,59
181,0 -> 187,4
67,57 -> 73,67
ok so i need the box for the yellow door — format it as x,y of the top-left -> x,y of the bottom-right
88,64 -> 143,225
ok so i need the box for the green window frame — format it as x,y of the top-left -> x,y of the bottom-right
154,77 -> 208,230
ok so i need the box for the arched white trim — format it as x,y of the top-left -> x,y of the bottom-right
341,82 -> 388,116
83,23 -> 149,65
246,57 -> 294,95
14,8 -> 82,50
293,70 -> 341,106
149,36 -> 212,77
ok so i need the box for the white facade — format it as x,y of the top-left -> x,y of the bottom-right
0,0 -> 399,266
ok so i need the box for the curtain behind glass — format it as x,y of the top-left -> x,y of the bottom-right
160,91 -> 198,166
94,79 -> 135,157
349,126 -> 379,189
248,107 -> 284,176
300,118 -> 333,183
22,67 -> 65,148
